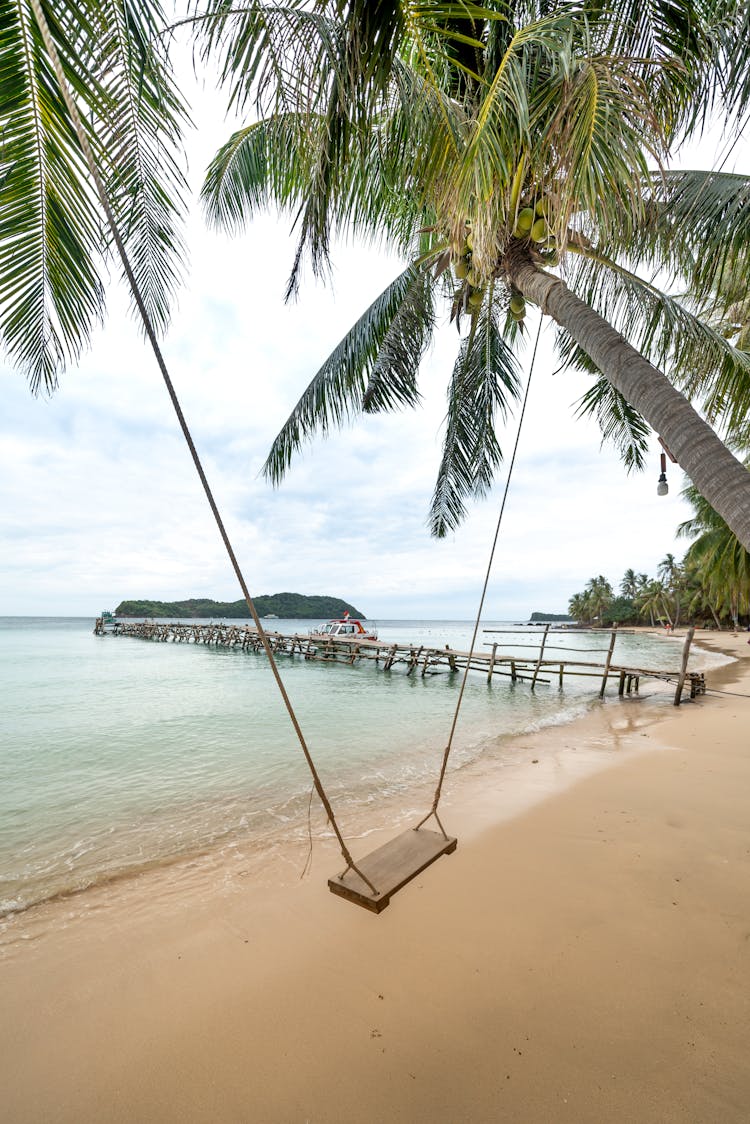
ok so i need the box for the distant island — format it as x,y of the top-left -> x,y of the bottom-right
114,594 -> 367,620
529,612 -> 574,622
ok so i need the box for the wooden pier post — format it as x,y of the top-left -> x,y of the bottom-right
599,628 -> 618,698
511,659 -> 517,683
674,626 -> 696,706
487,643 -> 498,684
530,624 -> 550,690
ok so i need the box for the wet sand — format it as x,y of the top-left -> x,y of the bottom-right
2,629 -> 749,1123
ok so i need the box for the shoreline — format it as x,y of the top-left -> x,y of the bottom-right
0,626 -> 729,939
2,629 -> 748,1121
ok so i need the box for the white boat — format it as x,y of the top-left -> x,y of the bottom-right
310,613 -> 378,641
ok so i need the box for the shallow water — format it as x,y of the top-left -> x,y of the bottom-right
0,616 -> 725,927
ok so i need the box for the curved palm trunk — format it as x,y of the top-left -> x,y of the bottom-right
507,257 -> 750,551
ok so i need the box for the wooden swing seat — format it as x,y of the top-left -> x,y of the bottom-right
328,827 -> 458,913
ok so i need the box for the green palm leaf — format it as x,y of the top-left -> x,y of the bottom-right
202,115 -> 313,230
89,0 -> 188,336
429,292 -> 521,537
574,375 -> 650,472
0,0 -> 187,391
563,247 -> 750,435
677,461 -> 750,621
643,170 -> 750,304
263,264 -> 434,483
0,0 -> 105,391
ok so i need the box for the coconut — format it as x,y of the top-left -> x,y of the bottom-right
531,218 -> 548,242
454,259 -> 469,279
514,207 -> 535,236
466,268 -> 482,288
509,293 -> 526,315
468,290 -> 484,310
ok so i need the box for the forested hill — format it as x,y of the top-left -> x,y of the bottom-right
529,612 -> 574,622
113,594 -> 367,619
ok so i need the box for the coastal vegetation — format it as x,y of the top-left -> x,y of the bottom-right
113,594 -> 366,619
529,613 -> 574,623
569,462 -> 750,628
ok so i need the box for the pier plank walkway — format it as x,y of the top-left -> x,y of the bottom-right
94,620 -> 706,704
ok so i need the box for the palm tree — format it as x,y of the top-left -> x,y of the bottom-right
620,569 -> 639,600
0,0 -> 188,394
681,558 -> 724,630
198,1 -> 750,545
678,467 -> 750,628
583,575 -> 614,626
568,591 -> 592,626
635,579 -> 671,627
657,552 -> 684,625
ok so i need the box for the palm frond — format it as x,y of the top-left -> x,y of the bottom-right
202,114 -> 313,231
429,292 -> 521,537
263,264 -> 434,483
362,263 -> 435,412
201,77 -> 461,275
538,54 -> 664,248
89,0 -> 189,336
0,0 -> 106,391
563,246 -> 750,436
189,3 -> 338,116
574,374 -> 651,472
0,0 -> 187,391
642,170 -> 750,305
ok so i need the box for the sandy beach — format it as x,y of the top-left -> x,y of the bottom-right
3,629 -> 749,1123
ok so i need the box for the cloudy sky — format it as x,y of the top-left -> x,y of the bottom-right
0,57 -> 745,621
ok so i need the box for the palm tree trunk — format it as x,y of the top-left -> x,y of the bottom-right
507,257 -> 750,551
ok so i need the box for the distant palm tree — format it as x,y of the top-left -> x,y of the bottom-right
568,591 -> 592,626
682,558 -> 724,630
635,579 -> 672,628
584,575 -> 614,625
657,552 -> 684,626
620,569 -> 639,599
199,1 -> 750,544
678,466 -> 750,628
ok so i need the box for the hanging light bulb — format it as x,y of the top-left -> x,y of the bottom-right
657,452 -> 669,496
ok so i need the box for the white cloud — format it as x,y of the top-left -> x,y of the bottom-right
0,55 -> 739,619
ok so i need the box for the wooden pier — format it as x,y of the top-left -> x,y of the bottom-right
94,620 -> 706,705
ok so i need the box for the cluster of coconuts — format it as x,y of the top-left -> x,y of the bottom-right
513,195 -> 559,268
452,226 -> 486,311
450,194 -> 559,323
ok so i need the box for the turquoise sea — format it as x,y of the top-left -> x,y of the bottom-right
0,616 -> 726,937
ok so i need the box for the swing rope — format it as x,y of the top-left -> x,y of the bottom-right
30,0 -> 378,896
417,316 -> 543,834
